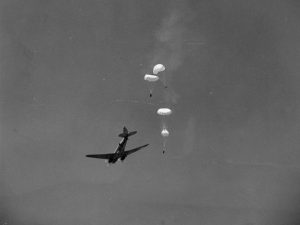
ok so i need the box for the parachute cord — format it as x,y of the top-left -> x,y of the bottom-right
161,119 -> 168,154
161,120 -> 167,130
162,138 -> 167,154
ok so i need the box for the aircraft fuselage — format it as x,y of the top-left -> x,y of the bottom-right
108,137 -> 128,163
86,126 -> 148,164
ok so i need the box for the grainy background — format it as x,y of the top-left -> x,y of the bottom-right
1,0 -> 300,224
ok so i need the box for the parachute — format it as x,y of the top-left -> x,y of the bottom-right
144,64 -> 167,98
153,64 -> 167,88
161,128 -> 169,137
144,74 -> 159,82
144,74 -> 159,97
157,108 -> 172,154
157,108 -> 172,116
161,126 -> 170,154
142,64 -> 172,154
153,64 -> 165,75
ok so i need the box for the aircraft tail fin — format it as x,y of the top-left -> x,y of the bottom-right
118,126 -> 137,138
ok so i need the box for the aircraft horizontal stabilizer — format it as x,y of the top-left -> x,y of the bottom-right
118,126 -> 137,138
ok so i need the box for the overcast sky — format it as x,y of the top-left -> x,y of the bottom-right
1,0 -> 300,224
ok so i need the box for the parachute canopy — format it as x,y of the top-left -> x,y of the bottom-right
157,108 -> 172,116
153,64 -> 165,75
161,128 -> 169,137
144,74 -> 159,82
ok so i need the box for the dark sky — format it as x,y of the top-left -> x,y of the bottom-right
1,0 -> 300,224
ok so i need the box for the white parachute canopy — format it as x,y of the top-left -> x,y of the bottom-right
153,64 -> 166,75
161,128 -> 169,137
144,74 -> 159,82
157,108 -> 172,116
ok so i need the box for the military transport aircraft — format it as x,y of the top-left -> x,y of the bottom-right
86,127 -> 149,164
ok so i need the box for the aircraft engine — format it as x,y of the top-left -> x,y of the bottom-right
121,155 -> 127,161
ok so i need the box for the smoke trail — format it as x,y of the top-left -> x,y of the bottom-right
152,3 -> 188,74
153,1 -> 192,105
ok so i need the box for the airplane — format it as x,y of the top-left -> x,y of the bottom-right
86,126 -> 149,164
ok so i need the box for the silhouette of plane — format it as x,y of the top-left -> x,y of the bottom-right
86,127 -> 149,164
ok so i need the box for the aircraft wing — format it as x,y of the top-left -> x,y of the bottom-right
124,144 -> 149,156
86,153 -> 115,159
